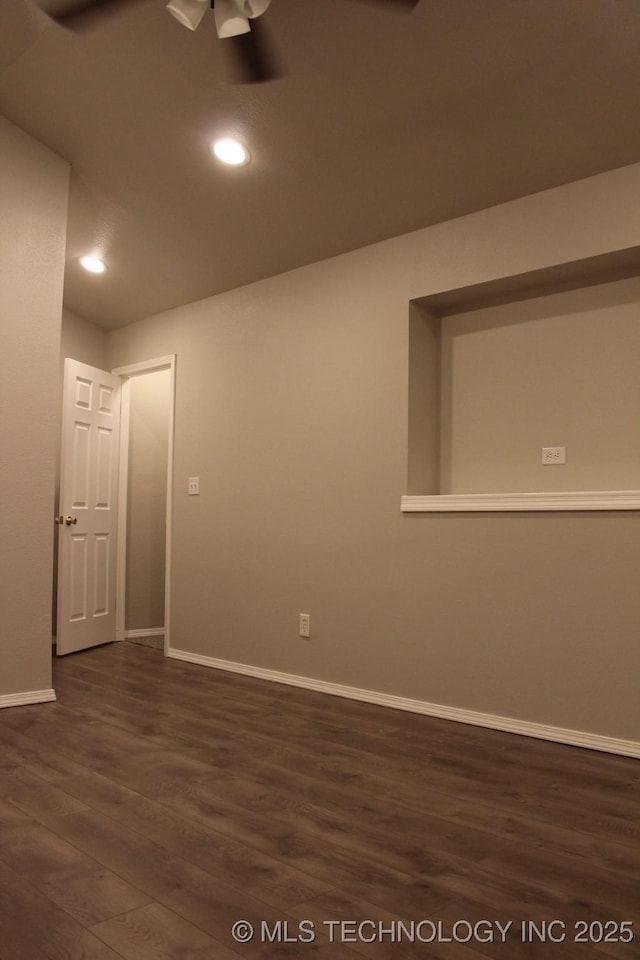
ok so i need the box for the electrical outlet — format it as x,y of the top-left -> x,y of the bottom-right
188,476 -> 200,495
299,613 -> 310,638
541,446 -> 566,465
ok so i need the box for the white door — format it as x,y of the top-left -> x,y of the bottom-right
56,360 -> 121,656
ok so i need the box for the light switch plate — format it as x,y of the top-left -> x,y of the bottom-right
188,476 -> 200,495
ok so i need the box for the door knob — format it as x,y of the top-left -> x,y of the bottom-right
65,516 -> 78,526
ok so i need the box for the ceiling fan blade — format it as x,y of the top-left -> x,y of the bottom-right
348,0 -> 419,8
44,0 -> 146,31
225,16 -> 283,84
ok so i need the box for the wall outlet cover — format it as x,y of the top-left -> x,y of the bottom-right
541,446 -> 566,465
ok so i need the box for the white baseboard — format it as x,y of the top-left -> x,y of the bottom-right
125,628 -> 165,639
401,490 -> 640,513
0,689 -> 56,709
167,648 -> 640,759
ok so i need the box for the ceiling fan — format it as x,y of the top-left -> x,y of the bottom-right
40,0 -> 419,84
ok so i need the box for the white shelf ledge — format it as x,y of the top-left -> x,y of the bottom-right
401,490 -> 640,513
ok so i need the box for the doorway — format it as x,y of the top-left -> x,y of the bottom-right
124,368 -> 171,649
114,356 -> 175,655
55,355 -> 175,657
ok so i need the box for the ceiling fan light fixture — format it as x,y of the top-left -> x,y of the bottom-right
166,0 -> 209,31
214,0 -> 250,38
211,138 -> 250,166
79,255 -> 106,274
240,0 -> 271,18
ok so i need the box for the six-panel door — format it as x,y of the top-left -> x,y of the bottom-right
56,360 -> 121,655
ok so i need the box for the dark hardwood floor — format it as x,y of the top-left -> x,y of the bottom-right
0,641 -> 638,959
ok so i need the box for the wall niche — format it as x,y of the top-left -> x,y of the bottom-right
405,247 -> 640,512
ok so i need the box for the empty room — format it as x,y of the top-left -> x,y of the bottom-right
1,0 -> 639,958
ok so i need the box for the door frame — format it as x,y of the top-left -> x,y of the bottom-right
112,355 -> 176,655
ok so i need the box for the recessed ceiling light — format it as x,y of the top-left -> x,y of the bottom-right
80,255 -> 106,274
211,138 -> 250,166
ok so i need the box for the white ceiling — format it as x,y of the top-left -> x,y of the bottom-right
2,0 -> 640,329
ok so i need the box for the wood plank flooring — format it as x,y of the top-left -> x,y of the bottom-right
0,641 -> 638,959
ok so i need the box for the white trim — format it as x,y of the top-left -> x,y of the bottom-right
164,359 -> 175,658
401,490 -> 640,513
167,648 -> 640,759
113,355 -> 176,655
0,689 -> 56,709
115,377 -> 131,643
112,355 -> 176,377
125,628 -> 165,639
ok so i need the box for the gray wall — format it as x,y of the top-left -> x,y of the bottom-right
0,119 -> 69,697
60,307 -> 107,372
106,163 -> 640,744
439,277 -> 640,494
